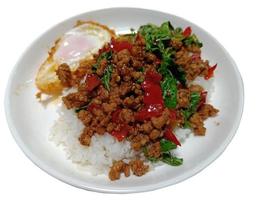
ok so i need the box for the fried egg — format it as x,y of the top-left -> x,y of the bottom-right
36,21 -> 115,95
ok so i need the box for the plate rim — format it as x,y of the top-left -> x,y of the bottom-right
4,7 -> 244,193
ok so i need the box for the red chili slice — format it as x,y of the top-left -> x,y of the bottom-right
205,64 -> 217,80
111,38 -> 133,52
169,109 -> 177,121
198,91 -> 208,109
183,26 -> 192,37
110,124 -> 130,141
164,127 -> 181,146
86,74 -> 101,91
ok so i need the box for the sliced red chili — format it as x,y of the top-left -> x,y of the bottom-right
164,127 -> 181,146
183,26 -> 192,37
155,58 -> 161,65
198,91 -> 208,110
110,124 -> 130,141
98,43 -> 111,54
205,64 -> 217,80
169,109 -> 177,121
86,74 -> 101,91
111,38 -> 133,52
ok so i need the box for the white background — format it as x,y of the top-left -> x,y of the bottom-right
0,0 -> 266,199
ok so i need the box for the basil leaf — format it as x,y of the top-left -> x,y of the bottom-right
92,51 -> 112,71
102,64 -> 113,91
190,92 -> 201,112
169,65 -> 186,86
183,34 -> 203,47
181,92 -> 201,127
161,75 -> 177,108
160,139 -> 177,152
139,22 -> 173,52
136,78 -> 144,84
162,152 -> 183,166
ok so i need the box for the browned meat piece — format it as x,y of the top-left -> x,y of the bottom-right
62,91 -> 88,109
170,38 -> 183,50
131,134 -> 149,151
124,164 -> 130,177
129,159 -> 149,176
56,63 -> 72,87
77,110 -> 92,126
120,109 -> 134,124
102,102 -> 117,113
149,129 -> 161,140
106,123 -> 115,132
145,52 -> 157,63
119,82 -> 132,96
189,84 -> 204,93
108,160 -> 130,181
175,48 -> 191,66
178,89 -> 190,108
115,49 -> 131,68
131,71 -> 142,80
198,104 -> 219,120
151,109 -> 169,129
147,142 -> 161,158
140,121 -> 153,134
95,126 -> 106,135
79,127 -> 94,146
189,113 -> 206,136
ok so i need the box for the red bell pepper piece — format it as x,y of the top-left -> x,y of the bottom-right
164,127 -> 181,146
135,104 -> 163,121
86,74 -> 101,91
110,124 -> 130,141
183,26 -> 192,37
205,64 -> 217,80
135,71 -> 164,121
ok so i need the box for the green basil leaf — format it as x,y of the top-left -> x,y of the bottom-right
93,51 -> 112,71
161,74 -> 177,108
102,64 -> 113,91
160,139 -> 177,152
181,92 -> 201,127
162,152 -> 183,166
136,78 -> 144,84
183,34 -> 203,47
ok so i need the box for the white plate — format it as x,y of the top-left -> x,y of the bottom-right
4,8 -> 244,193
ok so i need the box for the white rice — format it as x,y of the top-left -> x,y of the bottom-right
50,105 -> 136,175
49,77 -> 215,175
